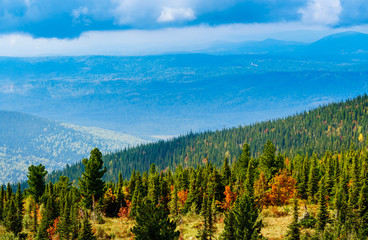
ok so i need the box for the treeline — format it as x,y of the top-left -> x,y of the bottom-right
2,140 -> 368,239
48,95 -> 368,183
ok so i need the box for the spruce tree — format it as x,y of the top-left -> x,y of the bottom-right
58,195 -> 71,239
317,176 -> 329,232
307,154 -> 320,203
5,196 -> 19,235
15,183 -> 24,235
0,185 -> 4,222
357,161 -> 368,238
78,213 -> 96,240
222,157 -> 231,186
27,164 -> 47,203
79,148 -> 107,210
197,194 -> 216,240
236,143 -> 251,182
287,196 -> 300,240
260,140 -> 278,180
131,199 -> 180,240
221,210 -> 236,240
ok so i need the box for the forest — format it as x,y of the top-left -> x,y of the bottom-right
48,95 -> 368,183
2,95 -> 368,239
1,138 -> 368,239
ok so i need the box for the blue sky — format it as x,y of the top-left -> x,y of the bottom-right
0,0 -> 367,56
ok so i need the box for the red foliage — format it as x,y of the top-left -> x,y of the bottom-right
118,199 -> 131,219
46,217 -> 60,240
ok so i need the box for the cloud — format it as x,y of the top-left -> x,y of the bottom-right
299,0 -> 342,25
0,0 -> 367,39
157,7 -> 196,23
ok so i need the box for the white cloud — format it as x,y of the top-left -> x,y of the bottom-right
299,0 -> 342,25
0,22 -> 367,57
157,7 -> 196,22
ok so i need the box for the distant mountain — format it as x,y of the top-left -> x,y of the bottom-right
202,31 -> 368,57
0,111 -> 148,183
306,31 -> 368,54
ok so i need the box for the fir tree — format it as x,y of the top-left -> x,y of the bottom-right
15,183 -> 24,235
236,143 -> 251,182
5,196 -> 19,235
78,213 -> 96,240
197,194 -> 216,240
231,193 -> 262,240
222,157 -> 232,186
221,210 -> 236,240
260,140 -> 278,180
317,176 -> 329,232
0,185 -> 4,222
79,148 -> 107,209
27,164 -> 47,203
307,154 -> 320,203
131,199 -> 180,240
357,160 -> 368,238
287,196 -> 300,240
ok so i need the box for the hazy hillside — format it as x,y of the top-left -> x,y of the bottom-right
0,111 -> 148,183
48,95 -> 368,183
1,33 -> 368,137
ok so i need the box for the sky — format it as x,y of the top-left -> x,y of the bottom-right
0,0 -> 368,56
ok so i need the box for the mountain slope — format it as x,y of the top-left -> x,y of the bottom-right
48,95 -> 368,183
0,111 -> 148,183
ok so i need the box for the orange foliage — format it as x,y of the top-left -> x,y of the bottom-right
254,171 -> 269,207
221,185 -> 237,210
177,189 -> 188,208
118,199 -> 131,219
266,169 -> 296,206
46,217 -> 60,240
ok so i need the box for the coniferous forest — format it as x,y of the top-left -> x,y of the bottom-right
1,96 -> 368,239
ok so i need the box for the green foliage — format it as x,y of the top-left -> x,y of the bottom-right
131,199 -> 180,240
79,148 -> 107,210
317,177 -> 329,232
287,197 -> 300,240
27,164 -> 47,203
78,213 -> 96,240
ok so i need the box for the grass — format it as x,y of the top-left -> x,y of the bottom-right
0,203 -> 320,239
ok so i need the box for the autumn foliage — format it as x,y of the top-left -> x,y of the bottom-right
266,169 -> 296,206
46,217 -> 60,240
221,185 -> 237,210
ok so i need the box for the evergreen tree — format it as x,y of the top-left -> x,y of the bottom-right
260,140 -> 278,180
197,194 -> 216,240
5,196 -> 20,235
169,184 -> 179,216
222,158 -> 232,186
357,160 -> 368,238
231,193 -> 262,240
58,195 -> 71,239
244,158 -> 255,197
221,210 -> 236,240
15,183 -> 24,235
0,185 -> 4,222
307,154 -> 320,203
317,176 -> 329,232
236,143 -> 251,182
78,213 -> 96,240
79,148 -> 107,209
27,164 -> 48,203
287,196 -> 300,240
131,199 -> 180,240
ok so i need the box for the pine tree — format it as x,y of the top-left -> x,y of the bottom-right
260,140 -> 278,180
78,213 -> 96,240
27,164 -> 48,203
287,196 -> 300,240
15,183 -> 24,235
236,143 -> 251,182
221,210 -> 236,240
58,195 -> 71,239
357,160 -> 368,238
5,196 -> 19,235
222,158 -> 231,186
79,148 -> 107,209
0,185 -> 4,222
317,176 -> 329,232
131,199 -> 180,240
197,194 -> 216,240
231,193 -> 262,240
307,154 -> 320,203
